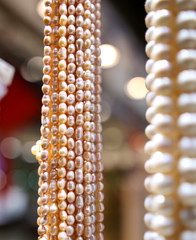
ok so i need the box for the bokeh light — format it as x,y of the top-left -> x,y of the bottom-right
100,44 -> 120,68
126,77 -> 148,100
0,137 -> 22,159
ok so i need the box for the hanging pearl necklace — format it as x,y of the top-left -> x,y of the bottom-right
145,0 -> 196,239
32,0 -> 104,239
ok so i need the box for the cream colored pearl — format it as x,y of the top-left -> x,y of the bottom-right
146,73 -> 155,90
58,231 -> 67,240
178,113 -> 196,135
145,0 -> 152,13
179,137 -> 196,157
152,60 -> 171,78
151,43 -> 171,60
179,157 -> 196,181
146,59 -> 155,74
145,173 -> 174,195
145,26 -> 155,42
146,107 -> 156,123
180,230 -> 196,240
177,29 -> 196,49
59,147 -> 68,157
145,140 -> 155,156
145,151 -> 174,173
180,208 -> 196,230
153,26 -> 171,43
145,213 -> 176,236
178,182 -> 196,207
144,231 -> 166,240
145,124 -> 155,140
177,70 -> 196,92
151,77 -> 172,95
150,0 -> 171,11
177,49 -> 196,69
177,11 -> 196,29
152,9 -> 171,27
145,194 -> 175,216
146,41 -> 155,58
145,11 -> 155,28
152,95 -> 173,113
152,113 -> 173,133
178,93 -> 196,112
152,133 -> 173,152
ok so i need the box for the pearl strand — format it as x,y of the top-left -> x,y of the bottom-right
32,1 -> 103,239
93,1 -> 104,240
145,0 -> 196,239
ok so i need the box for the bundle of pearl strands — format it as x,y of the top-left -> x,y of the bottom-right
31,0 -> 104,240
144,0 -> 196,239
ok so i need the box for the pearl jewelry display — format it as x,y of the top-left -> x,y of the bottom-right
32,1 -> 103,239
145,0 -> 196,239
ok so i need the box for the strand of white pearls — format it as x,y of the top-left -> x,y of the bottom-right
175,1 -> 196,239
144,0 -> 178,239
57,1 -> 69,240
74,1 -> 85,240
36,0 -> 54,239
145,0 -> 196,239
82,1 -> 94,238
94,1 -> 104,239
32,1 -> 103,239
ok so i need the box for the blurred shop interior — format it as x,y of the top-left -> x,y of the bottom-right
0,0 -> 147,240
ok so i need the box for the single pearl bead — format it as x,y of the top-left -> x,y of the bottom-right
178,93 -> 196,112
152,95 -> 173,113
151,77 -> 172,95
145,0 -> 152,13
151,43 -> 171,60
152,9 -> 171,27
180,208 -> 196,230
179,157 -> 196,181
144,140 -> 155,156
146,59 -> 155,74
152,133 -> 173,152
152,113 -> 174,133
144,231 -> 166,240
58,231 -> 67,240
178,182 -> 196,207
145,11 -> 155,28
151,0 -> 171,11
145,194 -> 175,216
145,151 -> 174,173
145,26 -> 155,42
153,26 -> 171,43
146,73 -> 155,90
177,11 -> 196,29
146,107 -> 156,123
177,49 -> 196,69
178,113 -> 196,135
177,70 -> 196,92
180,230 -> 196,240
179,137 -> 196,157
152,60 -> 172,78
145,173 -> 174,195
177,29 -> 196,49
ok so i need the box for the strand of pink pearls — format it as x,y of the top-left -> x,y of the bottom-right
144,0 -> 196,239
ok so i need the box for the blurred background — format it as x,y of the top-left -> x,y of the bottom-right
0,0 -> 148,239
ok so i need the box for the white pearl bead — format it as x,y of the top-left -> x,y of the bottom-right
179,157 -> 196,181
148,214 -> 176,236
145,194 -> 175,216
151,77 -> 172,95
179,137 -> 196,157
145,140 -> 155,155
152,113 -> 173,133
151,0 -> 171,11
145,151 -> 174,173
152,95 -> 173,113
178,93 -> 196,112
146,92 -> 156,107
145,0 -> 152,13
146,59 -> 155,74
178,182 -> 196,207
153,133 -> 173,152
180,230 -> 196,240
177,29 -> 196,49
177,49 -> 196,69
145,26 -> 155,42
144,231 -> 166,240
180,208 -> 196,230
146,41 -> 155,58
152,60 -> 171,78
152,9 -> 171,27
58,231 -> 67,240
145,124 -> 156,139
146,73 -> 155,90
177,70 -> 196,92
178,113 -> 196,135
153,26 -> 171,43
151,43 -> 171,60
145,173 -> 174,195
177,11 -> 196,29
146,107 -> 156,123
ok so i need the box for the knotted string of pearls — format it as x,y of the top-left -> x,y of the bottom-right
32,0 -> 104,239
145,0 -> 196,239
